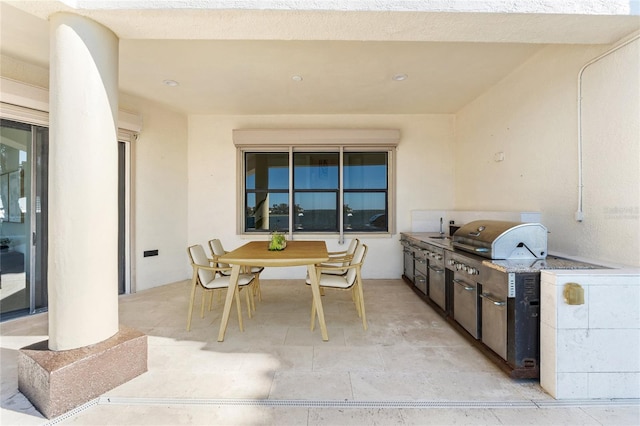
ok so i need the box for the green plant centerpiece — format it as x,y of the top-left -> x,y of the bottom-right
268,231 -> 287,251
0,237 -> 10,252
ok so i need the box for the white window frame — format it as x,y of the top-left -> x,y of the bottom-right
234,129 -> 399,240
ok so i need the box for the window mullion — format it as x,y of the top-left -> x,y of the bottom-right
339,147 -> 344,244
288,146 -> 293,240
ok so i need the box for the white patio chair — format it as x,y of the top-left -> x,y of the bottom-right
320,238 -> 360,276
306,243 -> 368,331
186,244 -> 254,332
209,238 -> 264,302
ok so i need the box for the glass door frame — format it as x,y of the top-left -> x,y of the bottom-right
118,137 -> 132,295
30,123 -> 48,314
0,116 -> 47,319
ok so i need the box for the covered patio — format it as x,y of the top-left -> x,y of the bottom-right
1,0 -> 639,423
2,279 -> 638,425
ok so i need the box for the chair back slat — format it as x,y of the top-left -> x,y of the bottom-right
188,244 -> 215,286
347,238 -> 359,254
341,238 -> 359,266
209,239 -> 230,269
345,243 -> 367,286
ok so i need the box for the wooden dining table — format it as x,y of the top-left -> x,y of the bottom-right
217,240 -> 330,342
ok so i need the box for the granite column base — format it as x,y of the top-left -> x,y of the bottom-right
17,326 -> 147,419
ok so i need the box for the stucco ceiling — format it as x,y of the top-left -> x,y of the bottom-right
1,1 -> 639,115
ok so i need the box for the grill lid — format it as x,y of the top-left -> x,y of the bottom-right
452,220 -> 548,259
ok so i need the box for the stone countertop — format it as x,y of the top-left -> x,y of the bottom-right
401,232 -> 453,250
484,256 -> 609,273
400,232 -> 609,273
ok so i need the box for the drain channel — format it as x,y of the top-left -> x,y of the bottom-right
44,397 -> 639,425
98,396 -> 639,409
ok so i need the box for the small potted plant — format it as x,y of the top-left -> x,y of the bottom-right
0,237 -> 10,252
268,231 -> 287,251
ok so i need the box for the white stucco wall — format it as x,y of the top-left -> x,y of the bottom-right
0,58 -> 190,292
455,40 -> 640,267
120,94 -> 189,291
187,114 -> 455,279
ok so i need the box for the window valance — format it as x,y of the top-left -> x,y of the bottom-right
232,128 -> 400,147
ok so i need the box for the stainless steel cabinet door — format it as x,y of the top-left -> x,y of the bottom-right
453,277 -> 480,339
428,265 -> 446,310
481,291 -> 507,360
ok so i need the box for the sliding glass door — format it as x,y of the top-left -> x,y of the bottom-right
0,119 -> 48,319
118,141 -> 128,295
0,119 -> 130,319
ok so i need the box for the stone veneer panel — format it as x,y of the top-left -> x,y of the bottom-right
18,326 -> 147,419
540,270 -> 640,399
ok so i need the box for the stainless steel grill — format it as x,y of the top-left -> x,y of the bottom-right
449,220 -> 547,378
452,220 -> 547,260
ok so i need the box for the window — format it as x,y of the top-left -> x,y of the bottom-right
294,152 -> 339,232
343,152 -> 388,232
243,150 -> 389,234
236,129 -> 398,235
245,152 -> 289,231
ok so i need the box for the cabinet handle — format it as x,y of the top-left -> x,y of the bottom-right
452,278 -> 475,291
428,265 -> 444,274
480,292 -> 506,306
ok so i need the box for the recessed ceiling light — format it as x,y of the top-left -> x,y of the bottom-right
392,74 -> 408,81
163,79 -> 179,87
291,75 -> 303,82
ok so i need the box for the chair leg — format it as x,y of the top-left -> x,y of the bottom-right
200,291 -> 207,318
351,287 -> 362,317
252,273 -> 262,301
245,287 -> 253,319
186,274 -> 198,331
310,299 -> 317,331
208,290 -> 215,311
249,283 -> 256,313
235,287 -> 244,332
356,275 -> 367,331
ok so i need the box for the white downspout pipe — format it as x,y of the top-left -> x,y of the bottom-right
576,33 -> 640,222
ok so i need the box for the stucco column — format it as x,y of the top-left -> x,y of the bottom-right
48,13 -> 119,351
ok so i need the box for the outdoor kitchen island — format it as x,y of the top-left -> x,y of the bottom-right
400,229 -> 609,380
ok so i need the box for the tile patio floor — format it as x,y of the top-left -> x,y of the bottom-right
1,279 -> 638,425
